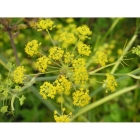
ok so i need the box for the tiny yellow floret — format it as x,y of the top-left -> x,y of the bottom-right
35,56 -> 51,73
25,40 -> 41,57
77,42 -> 91,56
54,109 -> 73,122
13,66 -> 26,84
49,46 -> 64,60
94,51 -> 108,66
54,75 -> 71,95
72,88 -> 91,107
104,73 -> 118,92
40,81 -> 56,99
72,58 -> 86,68
37,19 -> 54,31
72,67 -> 89,84
64,52 -> 74,64
77,25 -> 92,38
59,32 -> 76,45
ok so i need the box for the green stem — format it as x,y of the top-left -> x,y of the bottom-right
90,73 -> 128,76
72,38 -> 80,53
72,84 -> 138,121
89,62 -> 116,75
111,34 -> 137,74
100,18 -> 121,45
47,30 -> 55,46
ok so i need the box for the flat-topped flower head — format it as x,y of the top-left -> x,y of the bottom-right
72,58 -> 86,69
54,75 -> 71,95
37,19 -> 54,31
77,25 -> 92,38
59,32 -> 76,45
93,51 -> 108,66
49,46 -> 64,61
35,56 -> 51,73
40,81 -> 56,99
104,73 -> 118,92
13,66 -> 26,84
72,67 -> 89,84
72,88 -> 91,107
54,109 -> 73,122
64,52 -> 74,64
77,42 -> 91,56
25,40 -> 41,57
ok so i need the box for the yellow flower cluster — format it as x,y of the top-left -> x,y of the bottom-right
54,109 -> 73,122
54,75 -> 71,95
49,46 -> 64,60
66,18 -> 74,23
59,32 -> 76,45
77,42 -> 91,56
94,51 -> 108,66
37,19 -> 54,31
77,25 -> 92,38
72,67 -> 89,84
72,58 -> 86,68
39,81 -> 56,99
104,73 -> 118,92
64,52 -> 74,64
72,88 -> 91,107
25,40 -> 41,57
13,66 -> 26,84
72,57 -> 89,84
35,56 -> 51,73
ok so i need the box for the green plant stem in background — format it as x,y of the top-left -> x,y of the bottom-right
111,34 -> 137,74
100,18 -> 121,45
72,84 -> 138,121
89,62 -> 116,75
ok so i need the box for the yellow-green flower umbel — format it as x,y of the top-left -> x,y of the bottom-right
25,40 -> 41,57
13,66 -> 26,84
104,73 -> 118,92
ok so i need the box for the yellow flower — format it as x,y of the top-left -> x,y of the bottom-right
25,40 -> 41,57
66,18 -> 74,23
72,88 -> 91,107
54,115 -> 71,122
77,25 -> 92,38
59,32 -> 76,45
13,66 -> 26,84
104,73 -> 118,92
64,52 -> 74,64
54,75 -> 71,95
35,56 -> 51,73
54,109 -> 73,122
94,51 -> 108,66
77,42 -> 91,56
72,58 -> 86,69
40,81 -> 56,99
37,19 -> 54,31
49,46 -> 64,60
72,67 -> 89,84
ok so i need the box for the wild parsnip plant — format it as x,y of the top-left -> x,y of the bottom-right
0,18 -> 140,122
